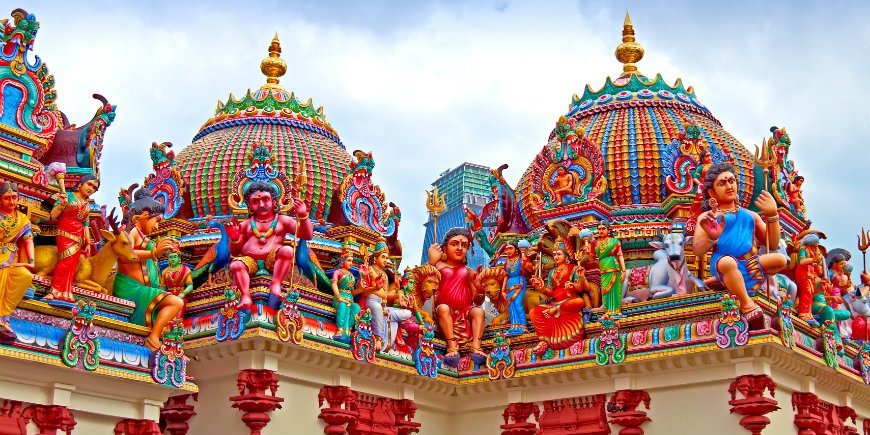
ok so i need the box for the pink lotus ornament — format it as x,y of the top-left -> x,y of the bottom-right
45,162 -> 67,194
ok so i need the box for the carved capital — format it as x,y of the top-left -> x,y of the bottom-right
231,370 -> 284,435
608,390 -> 651,435
728,375 -> 778,435
23,404 -> 76,435
160,393 -> 198,435
113,418 -> 161,435
317,386 -> 359,435
500,402 -> 539,435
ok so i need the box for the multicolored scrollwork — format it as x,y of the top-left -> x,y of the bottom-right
228,142 -> 294,214
215,288 -> 246,342
351,309 -> 376,363
60,300 -> 99,371
714,295 -> 749,349
150,320 -> 187,388
413,327 -> 439,379
595,314 -> 626,365
777,296 -> 795,349
143,142 -> 186,219
821,320 -> 838,370
486,333 -> 515,380
276,289 -> 304,345
859,343 -> 870,385
539,116 -> 606,208
333,150 -> 397,238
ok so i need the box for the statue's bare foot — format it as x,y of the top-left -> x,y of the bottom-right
269,282 -> 284,299
238,294 -> 253,310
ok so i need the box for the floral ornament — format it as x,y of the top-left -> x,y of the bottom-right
60,300 -> 100,371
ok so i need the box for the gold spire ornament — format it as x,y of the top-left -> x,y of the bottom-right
260,33 -> 288,91
615,12 -> 645,77
425,186 -> 447,243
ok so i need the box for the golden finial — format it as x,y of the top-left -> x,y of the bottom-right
615,12 -> 645,77
260,33 -> 287,91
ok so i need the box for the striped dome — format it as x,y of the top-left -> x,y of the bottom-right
176,87 -> 351,220
516,76 -> 758,230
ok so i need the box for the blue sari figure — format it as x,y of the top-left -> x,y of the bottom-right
709,208 -> 765,295
503,241 -> 528,336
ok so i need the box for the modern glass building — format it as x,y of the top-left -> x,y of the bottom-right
421,163 -> 492,269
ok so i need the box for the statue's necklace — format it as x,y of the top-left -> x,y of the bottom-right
251,217 -> 278,244
0,211 -> 15,239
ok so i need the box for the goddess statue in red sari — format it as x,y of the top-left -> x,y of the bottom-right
530,243 -> 587,356
45,175 -> 99,303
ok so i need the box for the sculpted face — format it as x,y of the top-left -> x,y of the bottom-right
702,153 -> 712,164
832,259 -> 846,274
710,171 -> 738,204
0,190 -> 18,214
248,191 -> 275,218
444,235 -> 469,264
167,251 -> 181,267
374,252 -> 388,268
342,256 -> 354,270
503,244 -> 517,259
138,212 -> 162,235
553,249 -> 567,265
597,223 -> 609,238
78,180 -> 99,198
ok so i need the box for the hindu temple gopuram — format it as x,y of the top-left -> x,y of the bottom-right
1,7 -> 869,434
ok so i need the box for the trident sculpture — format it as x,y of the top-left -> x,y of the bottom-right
425,186 -> 447,243
288,160 -> 308,288
754,138 -> 776,191
859,227 -> 870,273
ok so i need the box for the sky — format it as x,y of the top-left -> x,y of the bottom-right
24,0 -> 870,271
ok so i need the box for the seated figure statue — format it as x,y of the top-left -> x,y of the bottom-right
114,191 -> 184,350
693,163 -> 788,321
0,184 -> 34,344
225,182 -> 313,310
356,241 -> 413,352
426,227 -> 486,366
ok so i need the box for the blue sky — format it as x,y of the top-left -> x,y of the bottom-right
25,1 -> 870,270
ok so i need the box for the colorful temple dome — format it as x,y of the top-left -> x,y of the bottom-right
176,35 -> 351,220
515,14 -> 758,229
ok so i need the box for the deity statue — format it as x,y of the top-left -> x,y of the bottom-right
357,240 -> 412,351
502,240 -> 532,336
595,220 -> 626,316
813,255 -> 850,354
44,174 -> 99,304
794,232 -> 825,322
160,248 -> 193,315
0,184 -> 34,344
787,175 -> 806,217
332,248 -> 360,342
113,191 -> 184,350
529,242 -> 587,356
225,181 -> 313,309
426,227 -> 486,364
693,163 -> 788,320
688,150 -> 714,221
550,167 -> 575,206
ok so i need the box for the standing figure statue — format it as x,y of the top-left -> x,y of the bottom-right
818,254 -> 853,351
357,240 -> 412,351
427,227 -> 486,365
225,182 -> 313,310
595,220 -> 626,316
332,249 -> 360,343
787,175 -> 806,216
113,191 -> 184,350
502,240 -> 532,336
44,175 -> 99,304
160,248 -> 193,316
0,184 -> 34,344
794,232 -> 826,323
529,243 -> 587,356
693,163 -> 788,320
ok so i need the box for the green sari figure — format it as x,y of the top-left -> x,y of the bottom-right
332,252 -> 360,343
595,221 -> 626,316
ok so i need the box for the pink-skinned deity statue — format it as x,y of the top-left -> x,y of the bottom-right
225,181 -> 313,310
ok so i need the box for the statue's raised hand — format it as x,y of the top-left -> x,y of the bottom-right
754,190 -> 778,218
861,271 -> 870,288
292,198 -> 308,219
698,211 -> 723,240
427,243 -> 443,264
154,237 -> 178,258
225,216 -> 241,241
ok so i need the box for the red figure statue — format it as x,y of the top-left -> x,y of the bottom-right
45,175 -> 99,303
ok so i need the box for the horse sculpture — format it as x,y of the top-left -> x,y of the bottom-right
622,231 -> 704,303
33,209 -> 137,294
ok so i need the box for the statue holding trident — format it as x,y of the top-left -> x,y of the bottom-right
693,163 -> 788,321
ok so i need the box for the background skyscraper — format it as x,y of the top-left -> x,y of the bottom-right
421,163 -> 492,269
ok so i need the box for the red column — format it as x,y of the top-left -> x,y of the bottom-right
864,418 -> 870,435
23,405 -> 76,435
317,386 -> 358,435
727,375 -> 779,435
791,392 -> 824,435
836,405 -> 859,435
608,390 -> 651,435
230,369 -> 284,435
500,402 -> 539,435
0,400 -> 28,434
160,393 -> 198,435
113,419 -> 161,435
